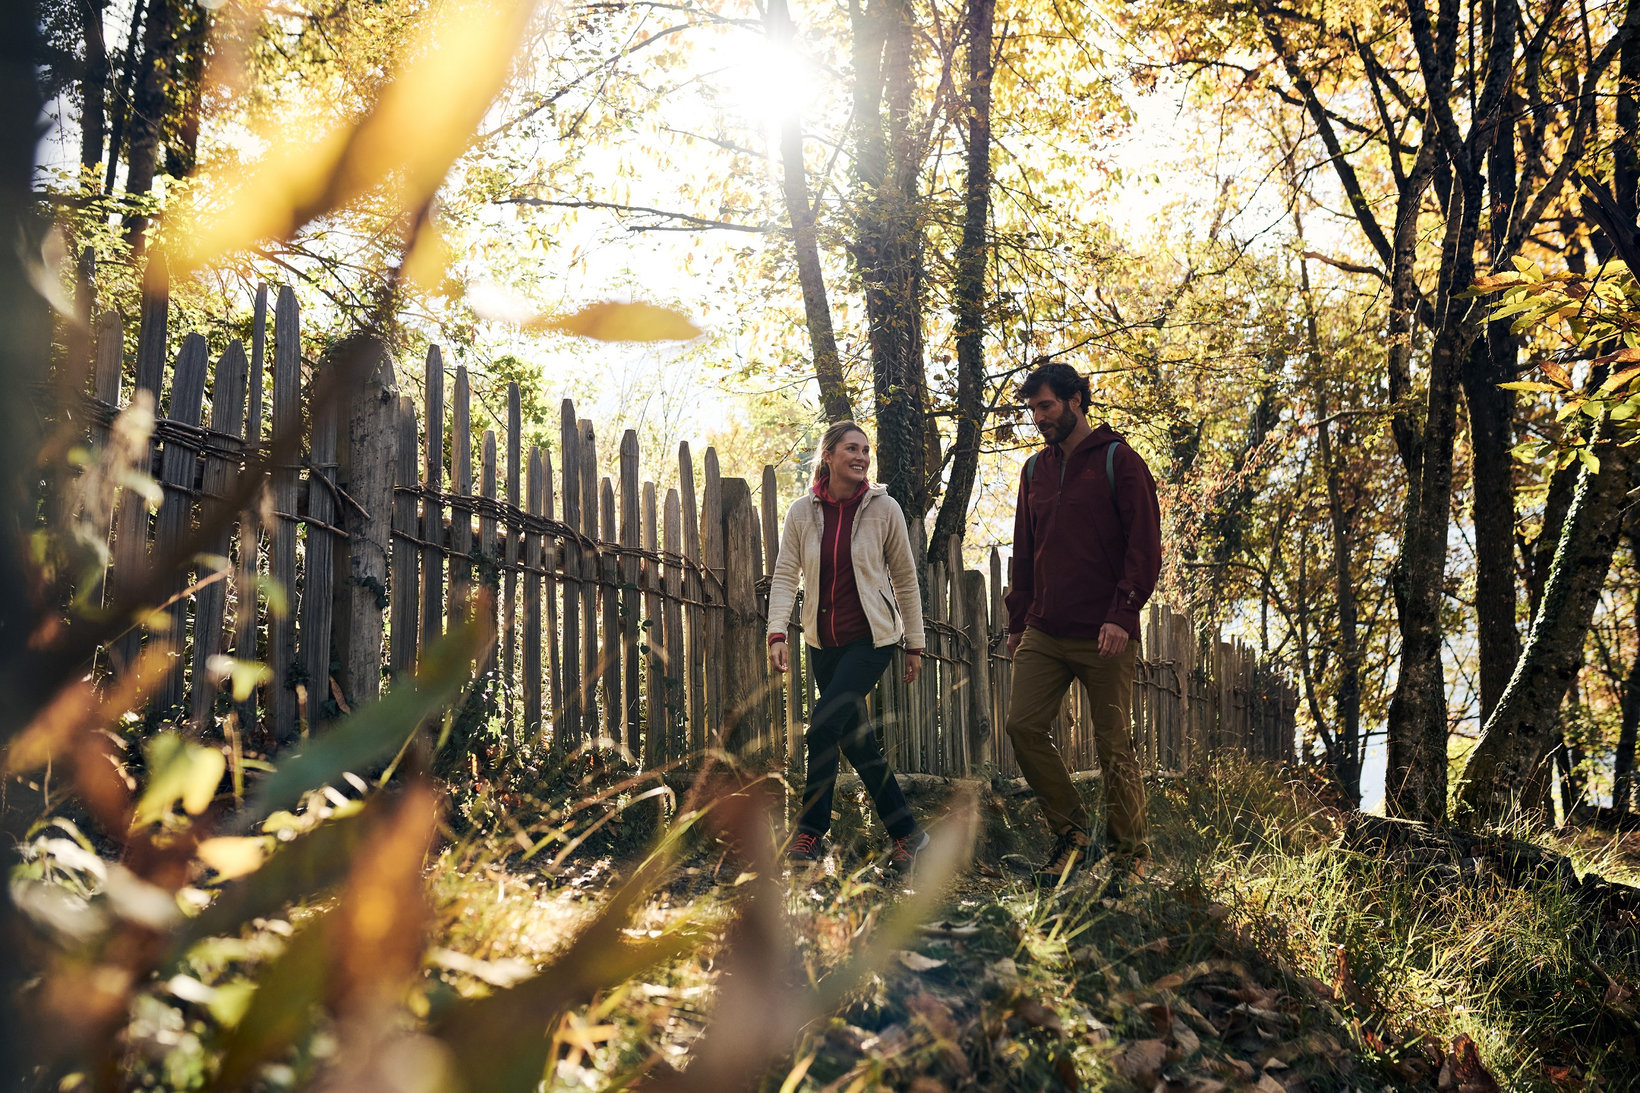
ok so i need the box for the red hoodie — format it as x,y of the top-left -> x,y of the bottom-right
811,479 -> 871,647
1004,425 -> 1162,640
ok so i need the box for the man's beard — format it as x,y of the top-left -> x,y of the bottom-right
1039,407 -> 1076,442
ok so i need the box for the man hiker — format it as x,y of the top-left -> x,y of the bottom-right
1004,361 -> 1163,888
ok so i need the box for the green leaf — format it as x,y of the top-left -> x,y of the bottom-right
243,616 -> 488,822
205,655 -> 271,703
1577,447 -> 1602,474
209,916 -> 333,1091
133,733 -> 227,828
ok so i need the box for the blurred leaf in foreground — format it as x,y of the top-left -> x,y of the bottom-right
534,300 -> 704,342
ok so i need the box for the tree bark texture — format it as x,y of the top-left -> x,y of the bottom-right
929,0 -> 994,567
768,0 -> 850,423
1456,423 -> 1637,825
122,0 -> 177,247
852,0 -> 931,518
1615,566 -> 1640,818
1461,336 -> 1519,723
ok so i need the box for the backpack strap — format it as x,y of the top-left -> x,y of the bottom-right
1026,442 -> 1122,498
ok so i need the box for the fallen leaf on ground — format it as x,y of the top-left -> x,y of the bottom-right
1111,1039 -> 1168,1086
897,950 -> 947,973
1013,996 -> 1063,1034
1445,1033 -> 1500,1093
1140,1002 -> 1173,1036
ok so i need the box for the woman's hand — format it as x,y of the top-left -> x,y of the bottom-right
902,650 -> 923,683
769,639 -> 789,673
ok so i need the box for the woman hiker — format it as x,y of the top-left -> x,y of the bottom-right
766,421 -> 930,876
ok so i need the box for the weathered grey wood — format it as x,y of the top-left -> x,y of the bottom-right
962,569 -> 992,771
449,365 -> 473,625
419,345 -> 445,649
503,383 -> 521,729
679,443 -> 705,756
579,421 -> 604,738
764,467 -> 801,769
189,341 -> 249,729
232,285 -> 268,736
620,431 -> 641,748
719,477 -> 763,754
479,430 -> 499,702
642,482 -> 663,768
332,343 -> 395,712
927,559 -> 947,775
945,537 -> 969,775
558,401 -> 583,741
299,355 -> 339,728
756,465 -> 780,746
110,270 -> 170,673
89,314 -> 124,615
268,287 -> 302,747
524,447 -> 543,741
153,333 -> 210,717
662,488 -> 685,764
543,449 -> 562,740
389,397 -> 420,678
600,477 -> 620,745
702,448 -> 724,749
133,252 -> 169,402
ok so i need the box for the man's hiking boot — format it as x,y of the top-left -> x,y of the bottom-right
787,831 -> 826,865
886,830 -> 931,877
1102,854 -> 1151,899
1033,826 -> 1093,886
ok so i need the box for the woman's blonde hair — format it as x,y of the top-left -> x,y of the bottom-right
813,420 -> 869,484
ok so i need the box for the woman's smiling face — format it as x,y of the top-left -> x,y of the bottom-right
825,430 -> 871,492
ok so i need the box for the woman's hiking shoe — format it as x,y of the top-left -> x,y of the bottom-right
1033,827 -> 1093,886
1102,854 -> 1151,899
886,830 -> 931,876
787,831 -> 826,864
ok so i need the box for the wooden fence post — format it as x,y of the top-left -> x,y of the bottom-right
642,482 -> 663,768
662,487 -> 685,763
600,477 -> 620,745
299,354 -> 339,728
420,345 -> 444,650
559,400 -> 583,743
389,397 -> 420,678
620,431 -> 642,748
333,343 -> 395,711
189,340 -> 248,729
719,477 -> 765,754
232,284 -> 267,737
679,443 -> 705,756
479,429 -> 499,707
962,569 -> 992,770
449,366 -> 473,626
504,384 -> 522,730
268,287 -> 302,748
703,448 -> 724,748
543,449 -> 562,738
579,419 -> 602,737
154,333 -> 209,718
524,447 -> 543,741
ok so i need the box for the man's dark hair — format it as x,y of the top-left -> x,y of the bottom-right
1018,361 -> 1091,415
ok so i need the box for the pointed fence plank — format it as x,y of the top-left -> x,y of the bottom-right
524,448 -> 543,741
333,344 -> 395,711
420,346 -> 445,649
89,314 -> 124,617
190,341 -> 248,729
154,333 -> 210,717
600,477 -> 620,745
719,477 -> 762,753
299,353 -> 339,728
389,397 -> 420,678
267,287 -> 302,747
578,420 -> 603,738
233,285 -> 268,736
449,365 -> 473,625
642,482 -> 663,768
558,401 -> 584,742
679,443 -> 705,756
109,273 -> 170,673
503,383 -> 521,729
702,448 -> 724,748
479,429 -> 499,705
662,488 -> 685,765
543,448 -> 561,737
620,431 -> 641,747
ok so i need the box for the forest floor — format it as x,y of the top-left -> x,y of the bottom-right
425,757 -> 1640,1093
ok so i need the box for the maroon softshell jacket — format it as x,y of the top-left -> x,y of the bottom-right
1004,425 -> 1163,641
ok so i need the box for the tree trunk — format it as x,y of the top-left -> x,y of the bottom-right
1615,561 -> 1640,818
1317,407 -> 1362,804
1461,336 -> 1520,722
75,0 -> 109,309
122,0 -> 177,249
852,0 -> 930,517
767,0 -> 850,423
102,0 -> 147,195
928,0 -> 994,567
1456,422 -> 1637,825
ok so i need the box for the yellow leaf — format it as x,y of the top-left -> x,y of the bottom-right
403,224 -> 458,296
133,733 -> 227,827
197,836 -> 269,880
170,0 -> 535,273
1540,361 -> 1572,388
534,300 -> 704,342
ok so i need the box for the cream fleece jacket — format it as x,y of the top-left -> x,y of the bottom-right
766,483 -> 927,651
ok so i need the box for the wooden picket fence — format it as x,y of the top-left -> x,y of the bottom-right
82,284 -> 1296,777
